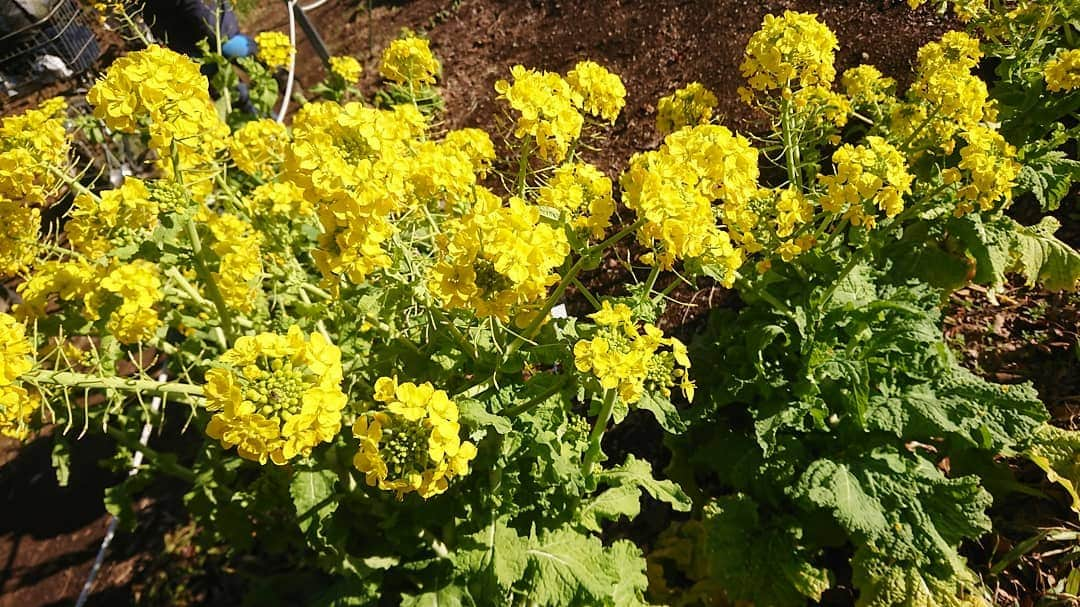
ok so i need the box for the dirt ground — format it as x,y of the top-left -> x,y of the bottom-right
1,0 -> 1077,605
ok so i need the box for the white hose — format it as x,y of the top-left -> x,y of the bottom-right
275,0 -> 299,124
74,371 -> 167,607
300,0 -> 330,12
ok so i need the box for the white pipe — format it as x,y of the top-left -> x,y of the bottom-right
275,0 -> 299,124
74,371 -> 168,607
300,0 -> 330,12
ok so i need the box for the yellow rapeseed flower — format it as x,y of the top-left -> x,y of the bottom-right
229,119 -> 290,176
1045,49 -> 1080,93
536,162 -> 615,240
818,136 -> 913,228
656,82 -> 717,136
0,313 -> 32,386
329,55 -> 362,85
67,177 -> 158,261
952,125 -> 1020,216
255,31 -> 295,69
379,36 -> 440,85
566,60 -> 627,123
740,11 -> 838,96
352,376 -> 477,499
204,326 -> 347,465
495,65 -> 584,162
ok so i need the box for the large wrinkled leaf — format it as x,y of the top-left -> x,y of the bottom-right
525,527 -> 647,606
852,549 -> 989,607
1026,424 -> 1080,513
1008,216 -> 1080,291
702,494 -> 830,606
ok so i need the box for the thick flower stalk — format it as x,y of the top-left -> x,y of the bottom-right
818,136 -> 913,228
656,82 -> 718,135
573,301 -> 693,405
353,377 -> 477,499
495,65 -> 584,162
203,327 -> 347,465
380,36 -> 440,85
0,313 -> 38,440
566,60 -> 627,123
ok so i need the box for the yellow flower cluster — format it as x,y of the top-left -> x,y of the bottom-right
791,85 -> 850,128
88,261 -> 163,344
1045,49 -> 1080,92
380,36 -> 440,85
495,65 -> 585,162
566,60 -> 627,123
0,97 -> 69,277
536,162 -> 615,240
255,31 -> 295,69
0,96 -> 69,204
246,181 -> 313,221
87,45 -> 228,199
408,140 -> 479,205
353,377 -> 477,499
286,101 -> 430,287
574,301 -> 693,404
203,211 -> 263,314
229,119 -> 290,177
896,31 -> 993,152
948,126 -> 1020,216
67,177 -> 158,261
906,0 -> 987,22
739,11 -> 838,95
429,195 -> 570,321
620,125 -> 760,283
442,128 -> 496,177
819,136 -> 913,228
0,313 -> 32,386
841,65 -> 896,107
0,384 -> 39,441
329,55 -> 362,85
656,82 -> 717,136
204,327 -> 346,465
15,260 -> 97,318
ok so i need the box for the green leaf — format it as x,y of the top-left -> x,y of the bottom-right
608,540 -> 651,607
702,494 -> 830,606
459,399 -> 512,435
1015,150 -> 1080,211
51,436 -> 70,487
1008,216 -> 1080,291
852,549 -> 987,607
635,391 -> 686,433
290,468 -> 339,534
597,454 -> 692,513
400,586 -> 475,607
949,215 -> 1011,289
525,527 -> 647,606
1025,424 -> 1080,512
454,516 -> 528,599
578,484 -> 642,532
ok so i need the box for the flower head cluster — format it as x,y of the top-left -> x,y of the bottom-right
15,260 -> 98,319
408,140 -> 479,205
204,327 -> 346,465
285,101 -> 428,287
229,119 -> 290,177
1045,49 -> 1080,92
947,126 -> 1020,216
380,36 -> 440,85
656,82 -> 717,136
352,377 -> 477,499
819,136 -> 913,228
66,177 -> 158,261
246,181 -> 313,221
906,0 -> 987,22
841,65 -> 896,108
574,301 -> 693,405
329,55 -> 362,85
791,85 -> 851,128
566,60 -> 627,123
429,194 -> 570,321
442,128 -> 496,177
84,261 -> 163,344
620,125 -> 759,283
0,385 -> 39,441
0,96 -> 69,204
0,200 -> 41,277
896,31 -> 993,152
255,31 -> 295,69
202,211 -> 263,314
87,45 -> 228,199
0,313 -> 32,386
495,65 -> 584,162
536,162 -> 615,240
739,11 -> 838,96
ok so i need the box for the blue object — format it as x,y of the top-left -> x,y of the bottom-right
221,34 -> 256,59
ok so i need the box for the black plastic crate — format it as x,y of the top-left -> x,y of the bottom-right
0,0 -> 100,79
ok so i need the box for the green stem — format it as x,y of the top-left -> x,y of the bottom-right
25,369 -> 204,398
184,218 -> 237,344
499,375 -> 571,417
581,390 -> 616,474
106,427 -> 197,483
735,277 -> 794,317
570,276 -> 601,310
780,95 -> 801,189
641,263 -> 661,300
431,306 -> 478,362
